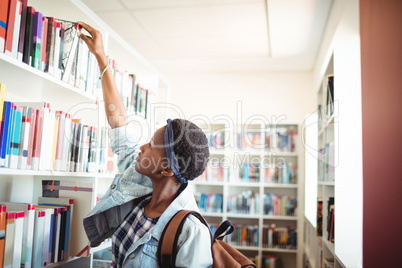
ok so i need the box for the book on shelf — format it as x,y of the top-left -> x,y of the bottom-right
326,197 -> 334,243
237,163 -> 260,183
265,126 -> 297,152
3,202 -> 36,267
326,75 -> 334,118
0,205 -> 6,267
227,190 -> 259,215
207,131 -> 225,149
263,193 -> 297,216
224,224 -> 259,248
198,160 -> 228,182
237,132 -> 261,149
196,193 -> 223,213
264,162 -> 297,184
0,0 -> 10,53
32,209 -> 45,268
262,255 -> 283,268
318,142 -> 335,181
4,210 -> 24,268
262,224 -> 297,249
317,198 -> 323,237
4,0 -> 21,59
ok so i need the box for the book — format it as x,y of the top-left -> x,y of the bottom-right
59,20 -> 80,83
4,212 -> 15,268
0,0 -> 10,53
4,0 -> 20,58
44,17 -> 55,74
4,203 -> 35,267
53,22 -> 61,78
0,101 -> 13,167
16,0 -> 27,61
61,113 -> 71,172
33,206 -> 54,266
18,107 -> 33,169
51,114 -> 59,170
0,205 -> 6,267
26,107 -> 36,169
9,106 -> 22,169
10,211 -> 24,268
5,103 -> 15,168
31,11 -> 43,69
31,108 -> 42,170
317,198 -> 323,237
32,210 -> 45,268
40,16 -> 48,71
22,6 -> 34,65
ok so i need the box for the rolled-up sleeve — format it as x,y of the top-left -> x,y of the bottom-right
108,123 -> 141,173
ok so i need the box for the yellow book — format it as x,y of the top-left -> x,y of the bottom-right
52,116 -> 59,170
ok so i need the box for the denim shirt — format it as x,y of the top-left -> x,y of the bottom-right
84,123 -> 213,268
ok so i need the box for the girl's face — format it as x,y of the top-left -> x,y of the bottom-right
135,126 -> 169,177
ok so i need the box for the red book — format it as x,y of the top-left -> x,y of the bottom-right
41,16 -> 48,71
17,0 -> 27,61
4,0 -> 18,55
27,108 -> 36,168
31,109 -> 43,170
0,0 -> 10,52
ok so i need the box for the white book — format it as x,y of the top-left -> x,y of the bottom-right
5,203 -> 35,268
18,107 -> 32,170
4,212 -> 15,268
53,24 -> 61,79
5,0 -> 22,59
80,125 -> 89,172
32,210 -> 45,268
35,206 -> 54,266
54,111 -> 65,171
61,113 -> 72,172
38,105 -> 51,170
54,208 -> 61,263
61,24 -> 80,83
79,42 -> 89,91
12,211 -> 24,268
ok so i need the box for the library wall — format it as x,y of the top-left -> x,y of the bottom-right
360,0 -> 402,267
165,71 -> 315,123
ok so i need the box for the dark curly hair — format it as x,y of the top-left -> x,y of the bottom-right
170,119 -> 209,181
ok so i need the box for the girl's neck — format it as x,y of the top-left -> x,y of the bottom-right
145,178 -> 181,218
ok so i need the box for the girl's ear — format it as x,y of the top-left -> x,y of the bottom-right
161,168 -> 174,177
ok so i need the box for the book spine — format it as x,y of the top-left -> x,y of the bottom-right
40,17 -> 48,71
4,0 -> 17,56
31,109 -> 42,170
44,17 -> 55,73
22,6 -> 35,65
18,107 -> 30,169
26,108 -> 36,169
0,205 -> 6,267
51,114 -> 59,170
5,104 -> 16,168
0,83 -> 6,136
54,111 -> 64,171
4,212 -> 15,268
9,0 -> 22,59
41,209 -> 52,267
0,0 -> 10,53
21,204 -> 35,267
12,211 -> 24,268
16,0 -> 27,61
32,210 -> 45,268
53,22 -> 61,78
63,206 -> 71,259
31,11 -> 42,69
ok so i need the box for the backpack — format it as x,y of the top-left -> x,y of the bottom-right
157,210 -> 257,268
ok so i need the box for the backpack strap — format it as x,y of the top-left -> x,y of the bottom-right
214,220 -> 234,241
157,210 -> 213,267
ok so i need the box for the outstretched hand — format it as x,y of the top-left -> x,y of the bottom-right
76,21 -> 107,68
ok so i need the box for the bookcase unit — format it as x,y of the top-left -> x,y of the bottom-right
0,0 -> 170,267
191,122 -> 304,268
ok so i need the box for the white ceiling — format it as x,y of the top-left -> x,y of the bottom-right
82,0 -> 333,73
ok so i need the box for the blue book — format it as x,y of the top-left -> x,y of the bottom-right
64,207 -> 70,260
48,213 -> 54,264
0,101 -> 12,167
4,102 -> 14,168
9,106 -> 22,169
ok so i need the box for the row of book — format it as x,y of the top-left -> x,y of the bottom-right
224,224 -> 259,247
262,256 -> 283,268
0,98 -> 99,172
207,132 -> 225,149
196,193 -> 223,213
109,62 -> 154,118
198,160 -> 229,182
0,0 -> 154,118
262,225 -> 297,249
227,191 -> 260,215
238,163 -> 260,182
316,197 -> 335,243
263,194 -> 297,216
318,142 -> 335,181
264,163 -> 297,184
0,197 -> 74,268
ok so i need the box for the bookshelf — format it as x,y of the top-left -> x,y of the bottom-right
0,0 -> 169,267
303,55 -> 345,268
191,122 -> 304,268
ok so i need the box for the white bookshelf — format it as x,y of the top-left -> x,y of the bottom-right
0,0 -> 170,267
191,122 -> 304,268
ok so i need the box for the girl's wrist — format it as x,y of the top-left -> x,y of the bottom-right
96,53 -> 108,70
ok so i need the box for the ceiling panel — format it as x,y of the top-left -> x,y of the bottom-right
132,2 -> 267,38
268,0 -> 332,57
97,11 -> 149,39
82,0 -> 124,13
155,35 -> 268,58
126,38 -> 167,59
121,0 -> 263,10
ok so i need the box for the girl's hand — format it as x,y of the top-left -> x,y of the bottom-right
76,21 -> 107,68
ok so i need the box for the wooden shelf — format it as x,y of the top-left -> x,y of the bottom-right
262,247 -> 298,253
322,238 -> 335,256
262,215 -> 298,220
